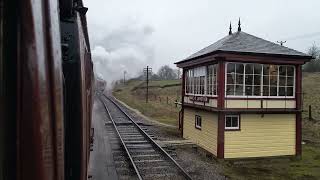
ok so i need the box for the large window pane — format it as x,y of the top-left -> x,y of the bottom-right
227,63 -> 235,73
287,66 -> 294,76
226,117 -> 232,127
245,74 -> 253,85
227,74 -> 235,84
246,64 -> 254,74
253,86 -> 261,96
279,86 -> 286,96
254,75 -> 261,85
245,86 -> 253,96
232,117 -> 239,127
270,76 -> 277,86
287,87 -> 294,96
279,76 -> 286,86
254,64 -> 262,74
270,65 -> 278,76
200,76 -> 205,94
263,65 -> 270,75
263,86 -> 269,96
287,76 -> 294,86
236,74 -> 244,84
226,85 -> 235,95
236,64 -> 244,74
263,75 -> 269,86
270,86 -> 277,96
279,66 -> 286,76
235,85 -> 244,95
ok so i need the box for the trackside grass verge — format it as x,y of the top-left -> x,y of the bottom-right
113,79 -> 181,127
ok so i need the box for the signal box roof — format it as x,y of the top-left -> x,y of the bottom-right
176,31 -> 311,65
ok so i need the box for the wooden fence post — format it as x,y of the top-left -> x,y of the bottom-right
166,97 -> 169,104
309,105 -> 313,120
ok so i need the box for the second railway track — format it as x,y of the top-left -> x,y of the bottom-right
99,95 -> 192,180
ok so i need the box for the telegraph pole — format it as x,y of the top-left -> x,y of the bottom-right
277,40 -> 286,46
123,70 -> 126,84
143,66 -> 152,103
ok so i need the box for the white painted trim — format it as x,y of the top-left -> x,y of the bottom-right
225,115 -> 240,130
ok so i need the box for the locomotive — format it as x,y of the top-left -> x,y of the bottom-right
0,0 -> 94,180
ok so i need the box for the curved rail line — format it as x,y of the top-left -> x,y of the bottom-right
99,94 -> 193,180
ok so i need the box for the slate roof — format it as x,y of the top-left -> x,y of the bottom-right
178,31 -> 310,63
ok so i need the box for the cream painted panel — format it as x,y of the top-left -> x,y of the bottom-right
183,107 -> 218,156
264,100 -> 296,108
225,114 -> 296,158
208,99 -> 217,107
225,100 -> 296,109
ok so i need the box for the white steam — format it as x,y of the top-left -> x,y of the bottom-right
91,22 -> 155,87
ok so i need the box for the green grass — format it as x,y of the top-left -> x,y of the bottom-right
302,72 -> 320,120
144,79 -> 180,87
113,79 -> 182,126
223,144 -> 320,180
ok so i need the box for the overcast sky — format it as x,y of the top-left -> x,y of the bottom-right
83,0 -> 320,83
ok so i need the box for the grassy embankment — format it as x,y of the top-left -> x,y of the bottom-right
113,73 -> 320,179
113,79 -> 181,126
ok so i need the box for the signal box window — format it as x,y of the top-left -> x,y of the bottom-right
195,115 -> 202,130
225,115 -> 240,130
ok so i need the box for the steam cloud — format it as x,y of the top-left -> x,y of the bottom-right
91,22 -> 155,88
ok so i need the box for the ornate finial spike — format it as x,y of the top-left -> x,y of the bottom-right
238,18 -> 241,32
229,22 -> 232,35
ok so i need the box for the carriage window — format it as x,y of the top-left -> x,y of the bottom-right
195,115 -> 202,130
225,115 -> 240,130
226,63 -> 295,97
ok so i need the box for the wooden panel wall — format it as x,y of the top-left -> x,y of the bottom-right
224,114 -> 296,158
183,107 -> 218,156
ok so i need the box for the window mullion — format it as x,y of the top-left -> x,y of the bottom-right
243,64 -> 246,96
277,66 -> 280,96
285,66 -> 288,97
260,65 -> 263,96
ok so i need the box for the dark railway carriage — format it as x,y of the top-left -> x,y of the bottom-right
0,0 -> 94,180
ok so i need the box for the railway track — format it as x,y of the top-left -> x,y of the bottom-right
99,95 -> 193,180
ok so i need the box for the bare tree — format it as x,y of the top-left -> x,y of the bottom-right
157,65 -> 178,80
304,44 -> 320,72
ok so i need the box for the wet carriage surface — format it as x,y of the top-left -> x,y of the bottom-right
88,95 -> 226,180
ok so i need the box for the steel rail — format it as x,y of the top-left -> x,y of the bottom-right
99,97 -> 143,180
104,95 -> 193,180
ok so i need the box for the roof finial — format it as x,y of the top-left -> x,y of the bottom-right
238,18 -> 241,32
229,22 -> 232,35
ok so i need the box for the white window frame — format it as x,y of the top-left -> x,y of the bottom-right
195,115 -> 202,129
185,65 -> 218,97
225,115 -> 240,130
225,62 -> 296,98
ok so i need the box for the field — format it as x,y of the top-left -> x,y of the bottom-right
113,73 -> 320,179
113,79 -> 182,126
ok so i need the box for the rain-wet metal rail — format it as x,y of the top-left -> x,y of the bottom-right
99,94 -> 193,180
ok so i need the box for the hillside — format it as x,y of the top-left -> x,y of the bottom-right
113,79 -> 182,126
